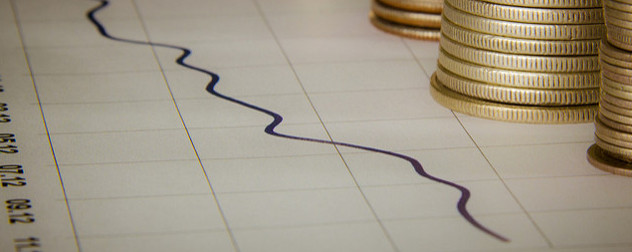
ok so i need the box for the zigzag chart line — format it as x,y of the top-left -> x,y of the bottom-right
86,0 -> 509,242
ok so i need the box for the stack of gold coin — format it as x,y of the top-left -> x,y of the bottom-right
429,0 -> 605,123
587,0 -> 632,176
369,0 -> 443,40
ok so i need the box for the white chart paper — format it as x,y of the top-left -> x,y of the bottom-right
1,0 -> 632,251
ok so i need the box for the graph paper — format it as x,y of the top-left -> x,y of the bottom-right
1,0 -> 632,251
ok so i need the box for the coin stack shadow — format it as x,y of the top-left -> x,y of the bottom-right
369,0 -> 443,40
430,0 -> 605,123
587,0 -> 632,176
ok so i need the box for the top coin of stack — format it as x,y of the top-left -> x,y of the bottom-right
369,0 -> 443,40
587,0 -> 632,176
430,0 -> 605,123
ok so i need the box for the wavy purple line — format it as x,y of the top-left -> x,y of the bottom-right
86,0 -> 509,242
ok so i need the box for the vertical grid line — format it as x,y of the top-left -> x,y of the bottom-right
251,1 -> 402,251
450,113 -> 555,248
400,39 -> 540,246
125,1 -> 241,251
8,0 -> 82,251
404,29 -> 554,242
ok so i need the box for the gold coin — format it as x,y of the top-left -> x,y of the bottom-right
372,0 -> 442,28
602,78 -> 632,101
596,115 -> 632,143
598,112 -> 632,134
595,135 -> 632,162
369,12 -> 441,40
604,0 -> 632,14
609,0 -> 632,5
430,73 -> 597,123
587,144 -> 632,177
479,0 -> 602,9
442,2 -> 605,40
440,18 -> 601,56
600,39 -> 632,61
601,89 -> 632,108
446,0 -> 603,24
600,40 -> 632,69
602,67 -> 632,85
438,50 -> 601,89
595,132 -> 632,157
606,24 -> 632,51
378,0 -> 443,13
600,98 -> 632,118
602,76 -> 632,93
601,58 -> 632,76
440,35 -> 600,72
605,14 -> 632,29
598,132 -> 632,149
603,76 -> 632,92
599,101 -> 632,126
604,6 -> 632,22
436,66 -> 599,105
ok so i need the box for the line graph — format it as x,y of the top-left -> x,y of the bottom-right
5,0 -> 632,251
86,0 -> 507,243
